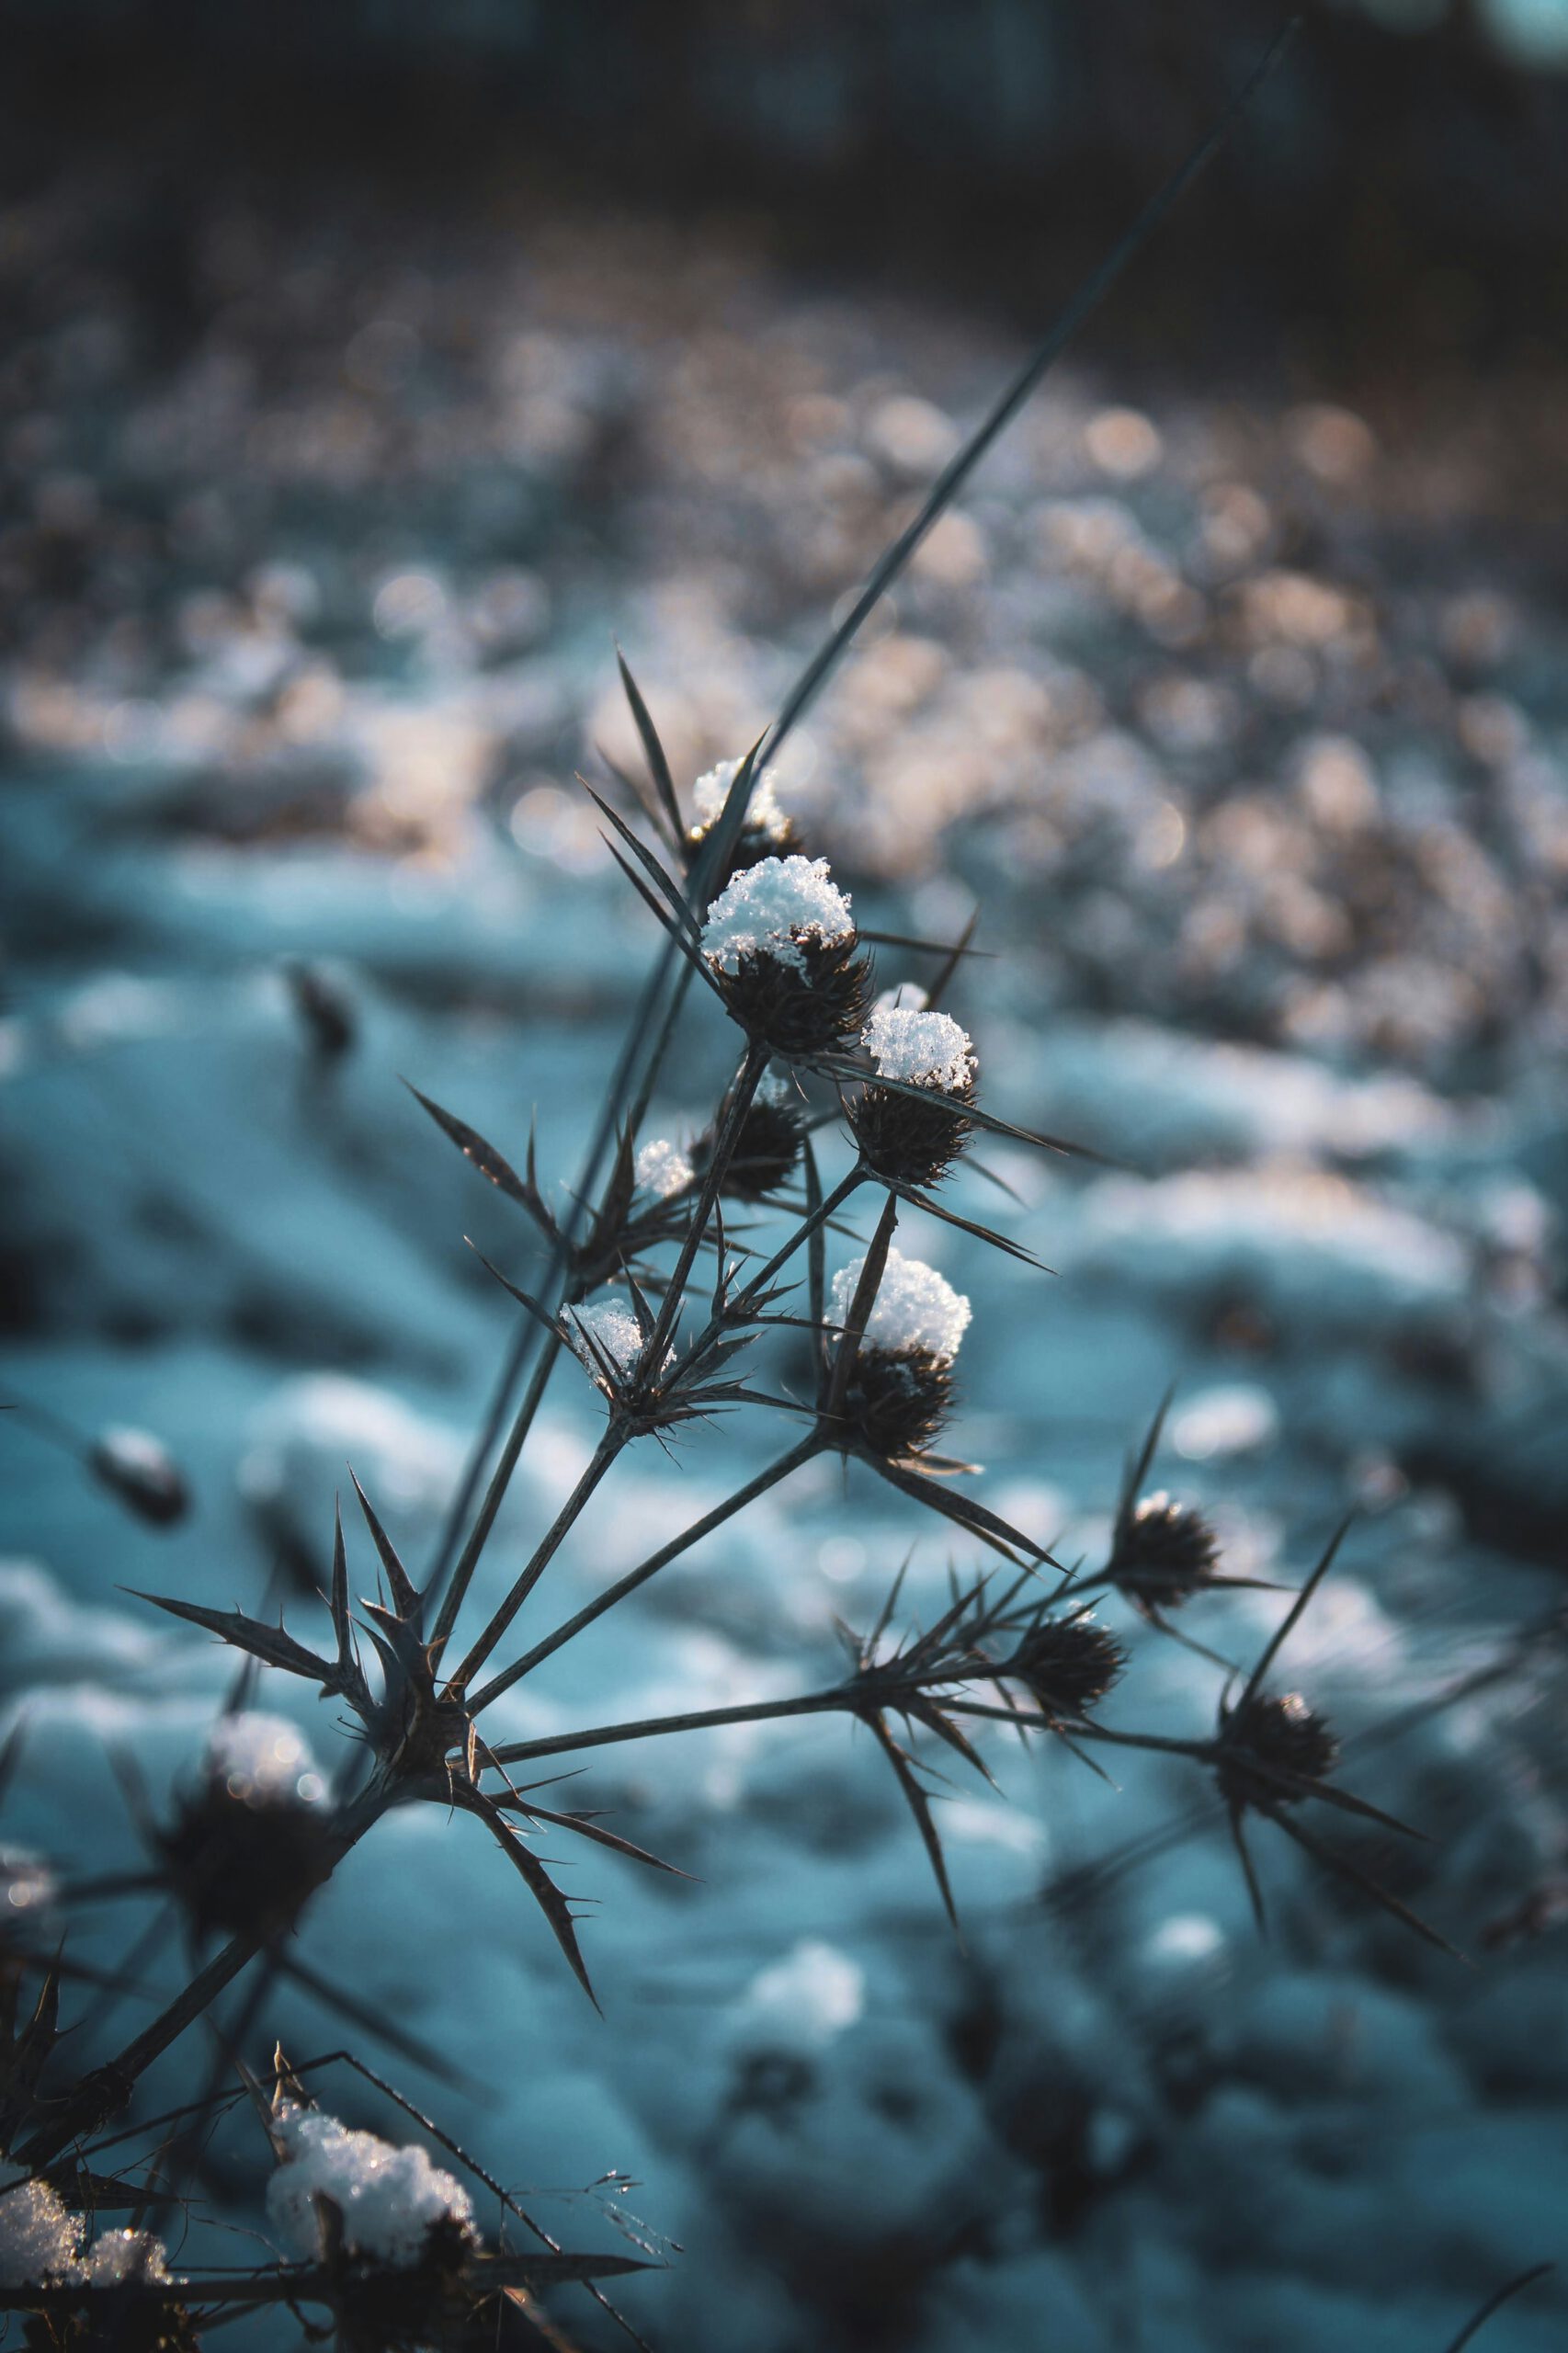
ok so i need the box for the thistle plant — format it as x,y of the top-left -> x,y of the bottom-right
3,21 -> 1492,2349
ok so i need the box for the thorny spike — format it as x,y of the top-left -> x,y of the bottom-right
349,1468 -> 423,1624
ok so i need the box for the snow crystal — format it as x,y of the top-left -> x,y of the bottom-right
565,1296 -> 671,1381
700,856 -> 853,976
267,2105 -> 474,2266
691,756 -> 789,842
82,2231 -> 169,2285
205,1712 -> 328,1809
861,1006 -> 974,1092
635,1138 -> 694,1199
0,2177 -> 80,2286
829,1248 -> 971,1363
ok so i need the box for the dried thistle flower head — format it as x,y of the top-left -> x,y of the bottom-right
849,1002 -> 977,1185
634,1137 -> 695,1199
701,856 -> 870,1059
688,756 -> 800,879
1218,1690 -> 1341,1813
267,2104 -> 476,2267
1010,1613 -> 1126,1720
695,1074 -> 804,1200
829,1251 -> 971,1459
1109,1491 -> 1222,1610
159,1711 -> 337,1942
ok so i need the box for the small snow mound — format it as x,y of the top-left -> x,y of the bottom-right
205,1712 -> 327,1809
635,1138 -> 693,1199
267,2106 -> 474,2266
692,756 -> 790,842
83,2231 -> 169,2286
830,1248 -> 971,1364
732,1938 -> 866,2055
0,2177 -> 80,2287
862,1006 -> 974,1092
701,856 -> 853,976
565,1297 -> 669,1381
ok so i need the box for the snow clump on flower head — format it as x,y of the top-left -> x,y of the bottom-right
564,1297 -> 673,1384
830,1249 -> 971,1365
692,756 -> 790,844
82,2231 -> 170,2285
862,1006 -> 974,1094
701,856 -> 853,977
635,1137 -> 693,1199
267,2106 -> 474,2267
205,1712 -> 327,1810
0,2177 -> 81,2287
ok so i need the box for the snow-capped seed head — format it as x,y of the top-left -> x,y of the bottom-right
564,1297 -> 673,1386
1110,1493 -> 1221,1610
691,756 -> 790,844
0,2177 -> 81,2287
1218,1691 -> 1340,1813
829,1250 -> 971,1366
88,1426 -> 188,1527
861,1006 -> 975,1095
204,1713 -> 328,1812
701,856 -> 854,977
634,1137 -> 694,1199
267,2105 -> 475,2267
83,2230 -> 170,2286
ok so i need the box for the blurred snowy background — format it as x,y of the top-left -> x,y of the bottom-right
3,4 -> 1568,2347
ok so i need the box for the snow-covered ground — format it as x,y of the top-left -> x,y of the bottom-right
3,164 -> 1567,2349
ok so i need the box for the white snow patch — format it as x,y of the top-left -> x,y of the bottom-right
701,856 -> 853,976
692,756 -> 790,842
565,1297 -> 669,1381
0,2177 -> 80,2286
635,1138 -> 694,1199
1170,1385 -> 1280,1461
82,2231 -> 170,2285
830,1248 -> 971,1363
861,1006 -> 974,1092
732,1939 -> 866,2054
267,2105 -> 474,2265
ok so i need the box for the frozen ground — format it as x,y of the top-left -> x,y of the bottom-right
2,160 -> 1568,2349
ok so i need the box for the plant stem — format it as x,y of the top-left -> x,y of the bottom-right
824,1188 -> 899,1420
432,1329 -> 565,1652
490,1686 -> 847,1765
646,1041 -> 768,1360
468,1433 -> 822,1711
453,1424 -> 629,1692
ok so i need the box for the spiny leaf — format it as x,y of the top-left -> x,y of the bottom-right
616,648 -> 684,849
868,1714 -> 960,1938
403,1083 -> 542,1219
348,1468 -> 422,1622
128,1593 -> 340,1688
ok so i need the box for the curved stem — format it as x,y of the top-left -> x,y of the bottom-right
433,1330 -> 565,1653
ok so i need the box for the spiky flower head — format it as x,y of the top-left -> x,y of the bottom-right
1108,1492 -> 1222,1611
1217,1690 -> 1340,1813
701,856 -> 870,1059
849,1002 -> 977,1185
159,1712 -> 337,1943
1009,1613 -> 1126,1721
695,1074 -> 804,1200
828,1250 -> 971,1459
